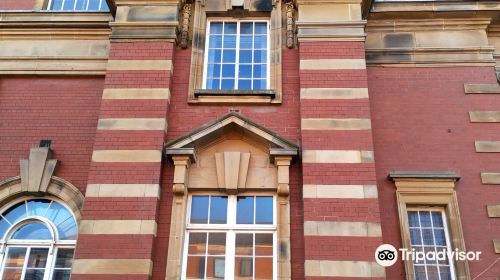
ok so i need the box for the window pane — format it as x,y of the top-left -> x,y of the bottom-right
254,22 -> 267,34
235,233 -> 253,256
56,217 -> 78,240
254,258 -> 273,279
221,64 -> 235,78
253,50 -> 267,63
432,212 -> 443,227
224,23 -> 237,34
63,0 -> 76,10
27,199 -> 50,218
55,248 -> 74,268
238,65 -> 252,78
27,248 -> 49,268
207,257 -> 225,279
45,202 -> 72,227
188,232 -> 207,255
207,232 -> 226,255
240,23 -> 253,35
206,79 -> 220,90
208,50 -> 222,63
253,79 -> 267,90
221,79 -> 235,90
75,0 -> 87,10
3,202 -> 27,224
209,36 -> 223,48
408,211 -> 419,227
440,266 -> 452,280
255,197 -> 273,224
414,265 -> 427,280
410,228 -> 422,245
255,234 -> 273,256
240,36 -> 253,49
238,80 -> 252,90
236,197 -> 254,224
5,247 -> 27,267
422,229 -> 434,245
12,222 -> 52,240
235,257 -> 253,279
210,23 -> 223,34
239,50 -> 252,63
254,35 -> 267,49
52,270 -> 71,280
87,0 -> 100,10
0,217 -> 11,240
51,0 -> 63,10
191,196 -> 209,224
253,65 -> 267,79
209,196 -> 227,224
223,36 -> 237,49
186,256 -> 205,279
426,265 -> 439,279
434,229 -> 446,246
222,50 -> 236,63
207,64 -> 221,78
419,211 -> 432,227
2,269 -> 22,280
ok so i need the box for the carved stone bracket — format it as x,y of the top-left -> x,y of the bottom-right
179,2 -> 193,49
172,155 -> 192,196
20,147 -> 58,194
275,156 -> 292,197
285,1 -> 296,49
215,152 -> 250,194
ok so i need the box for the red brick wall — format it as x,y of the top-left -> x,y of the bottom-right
368,66 -> 500,279
0,76 -> 103,192
152,47 -> 304,279
0,0 -> 35,10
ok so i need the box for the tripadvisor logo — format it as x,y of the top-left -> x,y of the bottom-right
375,244 -> 482,267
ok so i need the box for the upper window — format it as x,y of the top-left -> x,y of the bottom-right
47,0 -> 109,11
183,195 -> 276,279
0,198 -> 77,280
203,21 -> 270,91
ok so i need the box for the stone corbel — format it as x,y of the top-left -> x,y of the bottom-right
179,1 -> 193,49
172,155 -> 192,195
20,146 -> 58,193
275,156 -> 292,197
215,152 -> 250,194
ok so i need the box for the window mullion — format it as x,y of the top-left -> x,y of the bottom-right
20,247 -> 30,280
235,21 -> 240,90
226,230 -> 235,279
219,22 -> 224,90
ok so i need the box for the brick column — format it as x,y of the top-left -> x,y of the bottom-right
71,1 -> 178,279
296,1 -> 386,279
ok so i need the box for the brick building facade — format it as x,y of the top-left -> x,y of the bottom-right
0,0 -> 499,279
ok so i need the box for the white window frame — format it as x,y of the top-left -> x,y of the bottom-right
181,194 -> 278,280
47,0 -> 107,11
406,207 -> 457,280
0,198 -> 77,280
202,20 -> 271,91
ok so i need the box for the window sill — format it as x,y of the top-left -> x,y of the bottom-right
191,89 -> 277,104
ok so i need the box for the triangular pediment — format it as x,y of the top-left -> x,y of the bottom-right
164,112 -> 298,162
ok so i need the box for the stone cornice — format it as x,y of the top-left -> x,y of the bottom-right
367,18 -> 492,32
0,12 -> 111,39
296,20 -> 367,41
372,1 -> 500,14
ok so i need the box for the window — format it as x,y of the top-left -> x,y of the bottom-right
0,199 -> 77,280
203,21 -> 270,91
47,0 -> 109,11
407,208 -> 455,280
183,195 -> 276,280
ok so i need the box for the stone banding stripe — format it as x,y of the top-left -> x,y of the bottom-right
300,88 -> 369,99
481,173 -> 500,184
102,88 -> 170,100
475,141 -> 500,152
300,59 -> 366,70
464,83 -> 500,94
302,150 -> 374,163
469,111 -> 500,122
305,260 -> 385,278
79,220 -> 157,235
487,205 -> 500,218
97,118 -> 167,131
72,259 -> 153,275
303,184 -> 377,199
107,60 -> 173,71
92,150 -> 162,163
494,240 -> 500,253
301,118 -> 372,130
86,184 -> 160,198
304,221 -> 382,237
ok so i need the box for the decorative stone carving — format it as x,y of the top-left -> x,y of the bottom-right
179,3 -> 192,49
20,147 -> 58,193
285,1 -> 295,49
214,152 -> 250,194
496,70 -> 500,84
172,155 -> 192,195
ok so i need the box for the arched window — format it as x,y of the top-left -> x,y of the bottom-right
0,198 -> 77,280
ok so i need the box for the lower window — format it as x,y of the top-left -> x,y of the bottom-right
407,208 -> 456,280
183,195 -> 276,279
